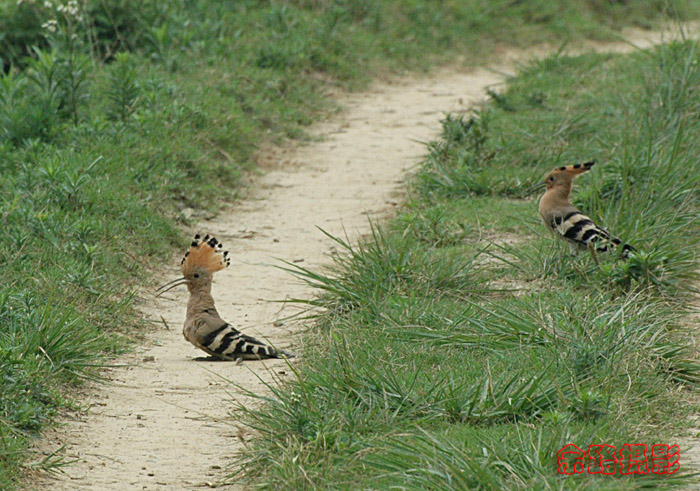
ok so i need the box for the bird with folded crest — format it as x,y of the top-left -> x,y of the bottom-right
535,161 -> 635,261
156,234 -> 292,361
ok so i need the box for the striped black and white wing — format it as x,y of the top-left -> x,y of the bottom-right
551,211 -> 634,257
192,316 -> 284,360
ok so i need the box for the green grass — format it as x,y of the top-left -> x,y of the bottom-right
240,41 -> 700,489
1,0 -> 699,488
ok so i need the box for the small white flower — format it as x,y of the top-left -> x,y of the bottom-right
57,2 -> 79,16
44,1 -> 52,7
41,19 -> 58,32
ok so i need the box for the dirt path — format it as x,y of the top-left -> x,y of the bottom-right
33,27 -> 694,490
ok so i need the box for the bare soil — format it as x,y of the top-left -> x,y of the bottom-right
32,26 -> 695,490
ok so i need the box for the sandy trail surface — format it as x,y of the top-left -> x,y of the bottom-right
33,27 -> 694,490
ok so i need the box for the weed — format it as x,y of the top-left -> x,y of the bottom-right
106,52 -> 139,121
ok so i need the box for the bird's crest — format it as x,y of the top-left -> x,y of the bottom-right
551,161 -> 595,177
180,233 -> 230,275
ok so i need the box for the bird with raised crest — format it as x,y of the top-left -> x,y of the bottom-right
535,161 -> 635,261
156,233 -> 292,361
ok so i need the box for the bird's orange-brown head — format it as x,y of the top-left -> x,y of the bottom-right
156,234 -> 230,296
542,161 -> 595,189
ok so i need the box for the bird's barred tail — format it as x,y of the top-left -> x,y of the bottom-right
553,211 -> 635,259
201,324 -> 292,360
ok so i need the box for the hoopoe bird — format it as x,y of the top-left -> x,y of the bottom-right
536,161 -> 635,260
156,234 -> 291,361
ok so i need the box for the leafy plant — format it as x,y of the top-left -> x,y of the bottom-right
106,52 -> 139,121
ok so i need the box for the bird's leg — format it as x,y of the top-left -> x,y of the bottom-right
587,242 -> 600,267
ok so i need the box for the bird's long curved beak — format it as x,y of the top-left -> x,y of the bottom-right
155,277 -> 188,297
523,181 -> 546,196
